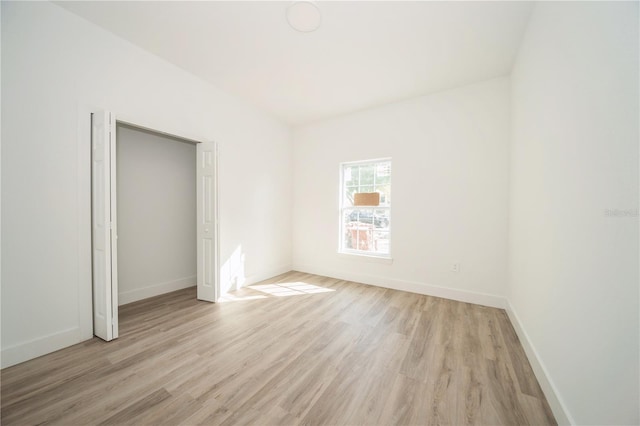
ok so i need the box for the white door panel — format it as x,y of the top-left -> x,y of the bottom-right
91,111 -> 118,341
197,141 -> 218,302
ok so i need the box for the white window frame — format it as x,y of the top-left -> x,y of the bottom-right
338,158 -> 392,259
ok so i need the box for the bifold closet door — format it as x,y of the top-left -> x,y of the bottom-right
91,111 -> 119,341
196,141 -> 218,302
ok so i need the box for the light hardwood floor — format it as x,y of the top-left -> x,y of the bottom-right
1,271 -> 555,425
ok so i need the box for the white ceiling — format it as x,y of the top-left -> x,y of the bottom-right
57,1 -> 534,125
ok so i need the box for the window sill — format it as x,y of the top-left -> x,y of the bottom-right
337,252 -> 394,265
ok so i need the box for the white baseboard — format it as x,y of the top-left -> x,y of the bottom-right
505,301 -> 574,425
119,275 -> 196,305
293,263 -> 506,309
1,327 -> 83,369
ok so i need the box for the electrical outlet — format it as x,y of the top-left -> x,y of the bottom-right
452,263 -> 460,273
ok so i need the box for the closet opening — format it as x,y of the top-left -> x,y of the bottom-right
91,111 -> 218,341
116,123 -> 197,305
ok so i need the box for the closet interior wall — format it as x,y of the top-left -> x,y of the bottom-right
116,124 -> 197,305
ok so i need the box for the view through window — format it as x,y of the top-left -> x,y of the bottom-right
340,159 -> 391,257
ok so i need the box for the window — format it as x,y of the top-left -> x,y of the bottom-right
339,158 -> 391,257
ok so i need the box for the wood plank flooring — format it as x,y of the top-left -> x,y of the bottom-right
1,271 -> 556,425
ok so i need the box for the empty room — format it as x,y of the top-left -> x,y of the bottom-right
1,1 -> 638,425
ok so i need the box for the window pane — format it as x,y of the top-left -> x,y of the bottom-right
343,186 -> 357,207
375,184 -> 391,206
349,209 -> 374,225
372,231 -> 390,255
343,209 -> 374,251
374,209 -> 390,230
376,162 -> 391,178
343,208 -> 391,254
344,219 -> 375,251
344,165 -> 359,186
360,165 -> 374,185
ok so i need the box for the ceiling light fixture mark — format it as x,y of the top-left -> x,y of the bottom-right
286,1 -> 321,33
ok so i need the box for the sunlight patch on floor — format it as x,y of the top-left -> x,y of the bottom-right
249,282 -> 335,297
218,293 -> 268,303
218,281 -> 335,302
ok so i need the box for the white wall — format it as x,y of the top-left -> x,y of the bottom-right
116,125 -> 196,305
509,2 -> 639,424
1,1 -> 292,367
292,78 -> 509,307
0,2 -> 3,354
